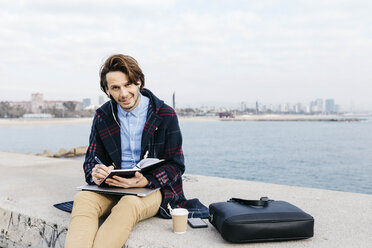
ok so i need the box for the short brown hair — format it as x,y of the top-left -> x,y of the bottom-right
100,54 -> 145,95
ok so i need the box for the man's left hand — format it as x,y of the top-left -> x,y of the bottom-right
105,171 -> 149,188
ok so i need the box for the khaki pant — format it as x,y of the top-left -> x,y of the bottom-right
65,190 -> 162,248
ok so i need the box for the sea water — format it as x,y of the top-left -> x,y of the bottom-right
1,118 -> 371,194
181,119 -> 372,195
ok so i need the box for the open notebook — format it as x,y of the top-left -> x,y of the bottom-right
53,186 -> 159,213
76,184 -> 160,197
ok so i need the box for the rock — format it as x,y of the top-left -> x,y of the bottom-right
74,146 -> 87,156
50,146 -> 87,158
63,148 -> 76,157
53,148 -> 68,158
38,146 -> 88,158
64,153 -> 76,158
43,149 -> 54,157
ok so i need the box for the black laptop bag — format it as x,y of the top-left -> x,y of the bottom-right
209,197 -> 314,243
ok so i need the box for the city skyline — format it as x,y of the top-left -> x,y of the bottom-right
1,1 -> 372,111
5,92 -> 365,114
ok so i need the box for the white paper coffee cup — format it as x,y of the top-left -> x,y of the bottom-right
171,208 -> 189,234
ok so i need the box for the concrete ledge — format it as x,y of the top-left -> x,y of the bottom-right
1,152 -> 372,247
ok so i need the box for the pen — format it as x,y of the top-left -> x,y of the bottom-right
94,156 -> 117,169
144,150 -> 149,159
111,162 -> 117,169
94,156 -> 104,164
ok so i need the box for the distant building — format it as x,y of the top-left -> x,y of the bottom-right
31,93 -> 44,113
325,99 -> 335,113
219,112 -> 235,118
280,103 -> 289,113
5,93 -> 88,118
200,106 -> 210,112
308,99 -> 323,113
309,101 -> 315,113
314,98 -> 323,113
44,100 -> 65,110
83,98 -> 92,108
10,101 -> 31,112
267,104 -> 276,112
76,102 -> 84,111
261,104 -> 267,112
240,101 -> 247,112
98,95 -> 105,105
295,103 -> 302,113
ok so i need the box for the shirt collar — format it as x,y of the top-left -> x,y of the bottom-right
117,93 -> 145,118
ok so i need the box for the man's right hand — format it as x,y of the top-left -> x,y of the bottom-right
91,164 -> 114,185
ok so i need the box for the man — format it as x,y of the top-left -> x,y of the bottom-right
65,54 -> 208,248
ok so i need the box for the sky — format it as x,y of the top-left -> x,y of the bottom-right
0,0 -> 371,110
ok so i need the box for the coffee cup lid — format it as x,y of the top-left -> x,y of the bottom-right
171,208 -> 189,216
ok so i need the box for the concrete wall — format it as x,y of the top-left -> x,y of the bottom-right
1,152 -> 372,248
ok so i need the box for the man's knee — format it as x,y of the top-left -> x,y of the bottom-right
113,193 -> 160,221
117,195 -> 142,208
113,195 -> 142,217
72,191 -> 110,217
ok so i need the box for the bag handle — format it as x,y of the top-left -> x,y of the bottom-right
228,196 -> 271,207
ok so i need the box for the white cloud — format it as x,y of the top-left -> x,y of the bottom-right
0,0 -> 371,109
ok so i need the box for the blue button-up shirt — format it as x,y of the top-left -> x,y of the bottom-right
117,93 -> 149,169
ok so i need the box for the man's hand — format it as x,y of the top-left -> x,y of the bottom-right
105,171 -> 149,188
91,164 -> 114,185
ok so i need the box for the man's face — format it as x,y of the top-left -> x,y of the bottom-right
106,71 -> 141,112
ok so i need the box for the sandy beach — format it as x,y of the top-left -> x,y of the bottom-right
0,116 -> 219,126
179,116 -> 219,122
0,117 -> 93,126
0,114 -> 367,126
219,114 -> 365,122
